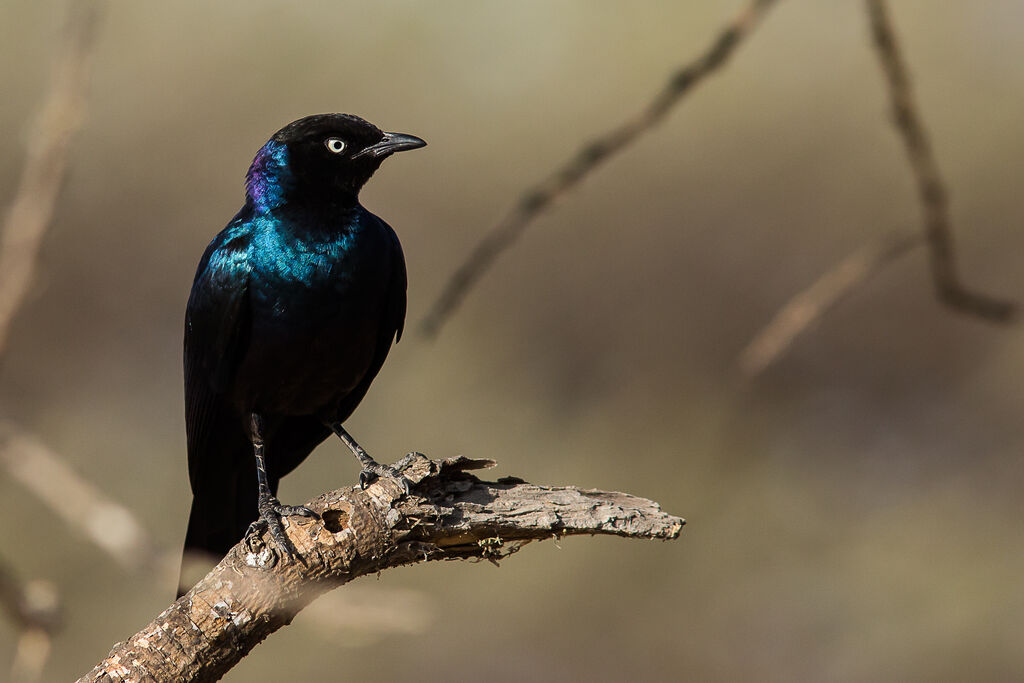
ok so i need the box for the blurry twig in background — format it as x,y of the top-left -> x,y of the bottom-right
418,0 -> 779,338
866,0 -> 1017,322
737,232 -> 921,377
736,0 -> 1018,378
0,422 -> 176,580
0,559 -> 60,683
0,4 -> 103,680
0,0 -> 105,356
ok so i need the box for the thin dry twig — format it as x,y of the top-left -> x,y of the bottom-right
78,454 -> 684,683
0,0 -> 104,357
419,0 -> 779,338
737,232 -> 921,377
866,0 -> 1016,322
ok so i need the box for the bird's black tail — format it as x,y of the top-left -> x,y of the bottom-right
178,459 -> 260,598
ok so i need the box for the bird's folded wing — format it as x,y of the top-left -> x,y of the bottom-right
184,227 -> 253,494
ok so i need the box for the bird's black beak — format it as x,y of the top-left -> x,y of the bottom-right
352,131 -> 427,159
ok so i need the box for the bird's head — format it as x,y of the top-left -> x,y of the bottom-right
245,113 -> 426,212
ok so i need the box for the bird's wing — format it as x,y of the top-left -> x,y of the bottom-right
184,224 -> 253,495
330,215 -> 407,423
384,218 -> 408,345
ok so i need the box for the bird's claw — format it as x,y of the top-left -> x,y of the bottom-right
358,463 -> 411,495
248,496 -> 319,561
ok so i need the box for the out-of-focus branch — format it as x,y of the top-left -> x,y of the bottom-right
78,454 -> 684,683
419,0 -> 779,338
0,422 -> 176,581
737,232 -> 921,377
866,0 -> 1017,322
0,560 -> 60,683
0,5 -> 102,680
0,0 -> 104,357
735,1 -> 1018,377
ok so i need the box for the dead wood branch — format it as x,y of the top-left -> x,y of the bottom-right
866,0 -> 1016,322
78,454 -> 683,683
737,231 -> 921,377
418,0 -> 779,338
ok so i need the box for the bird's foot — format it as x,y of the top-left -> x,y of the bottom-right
358,460 -> 411,495
246,496 -> 319,561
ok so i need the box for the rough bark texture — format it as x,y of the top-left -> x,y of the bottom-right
78,454 -> 684,683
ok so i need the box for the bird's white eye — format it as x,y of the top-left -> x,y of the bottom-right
325,138 -> 346,154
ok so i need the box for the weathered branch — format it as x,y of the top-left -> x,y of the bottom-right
78,454 -> 683,683
418,0 -> 779,338
866,0 -> 1017,322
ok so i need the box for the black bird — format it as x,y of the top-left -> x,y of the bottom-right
180,114 -> 425,592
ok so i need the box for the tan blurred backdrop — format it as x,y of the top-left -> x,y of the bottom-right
2,1 -> 1024,681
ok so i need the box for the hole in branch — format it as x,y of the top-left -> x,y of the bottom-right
321,509 -> 349,533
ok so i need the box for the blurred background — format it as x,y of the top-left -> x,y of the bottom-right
2,1 -> 1024,680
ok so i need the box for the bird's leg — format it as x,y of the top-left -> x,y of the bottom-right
328,421 -> 410,494
246,413 -> 319,560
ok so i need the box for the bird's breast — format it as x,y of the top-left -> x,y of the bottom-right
235,214 -> 393,414
250,215 -> 390,312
